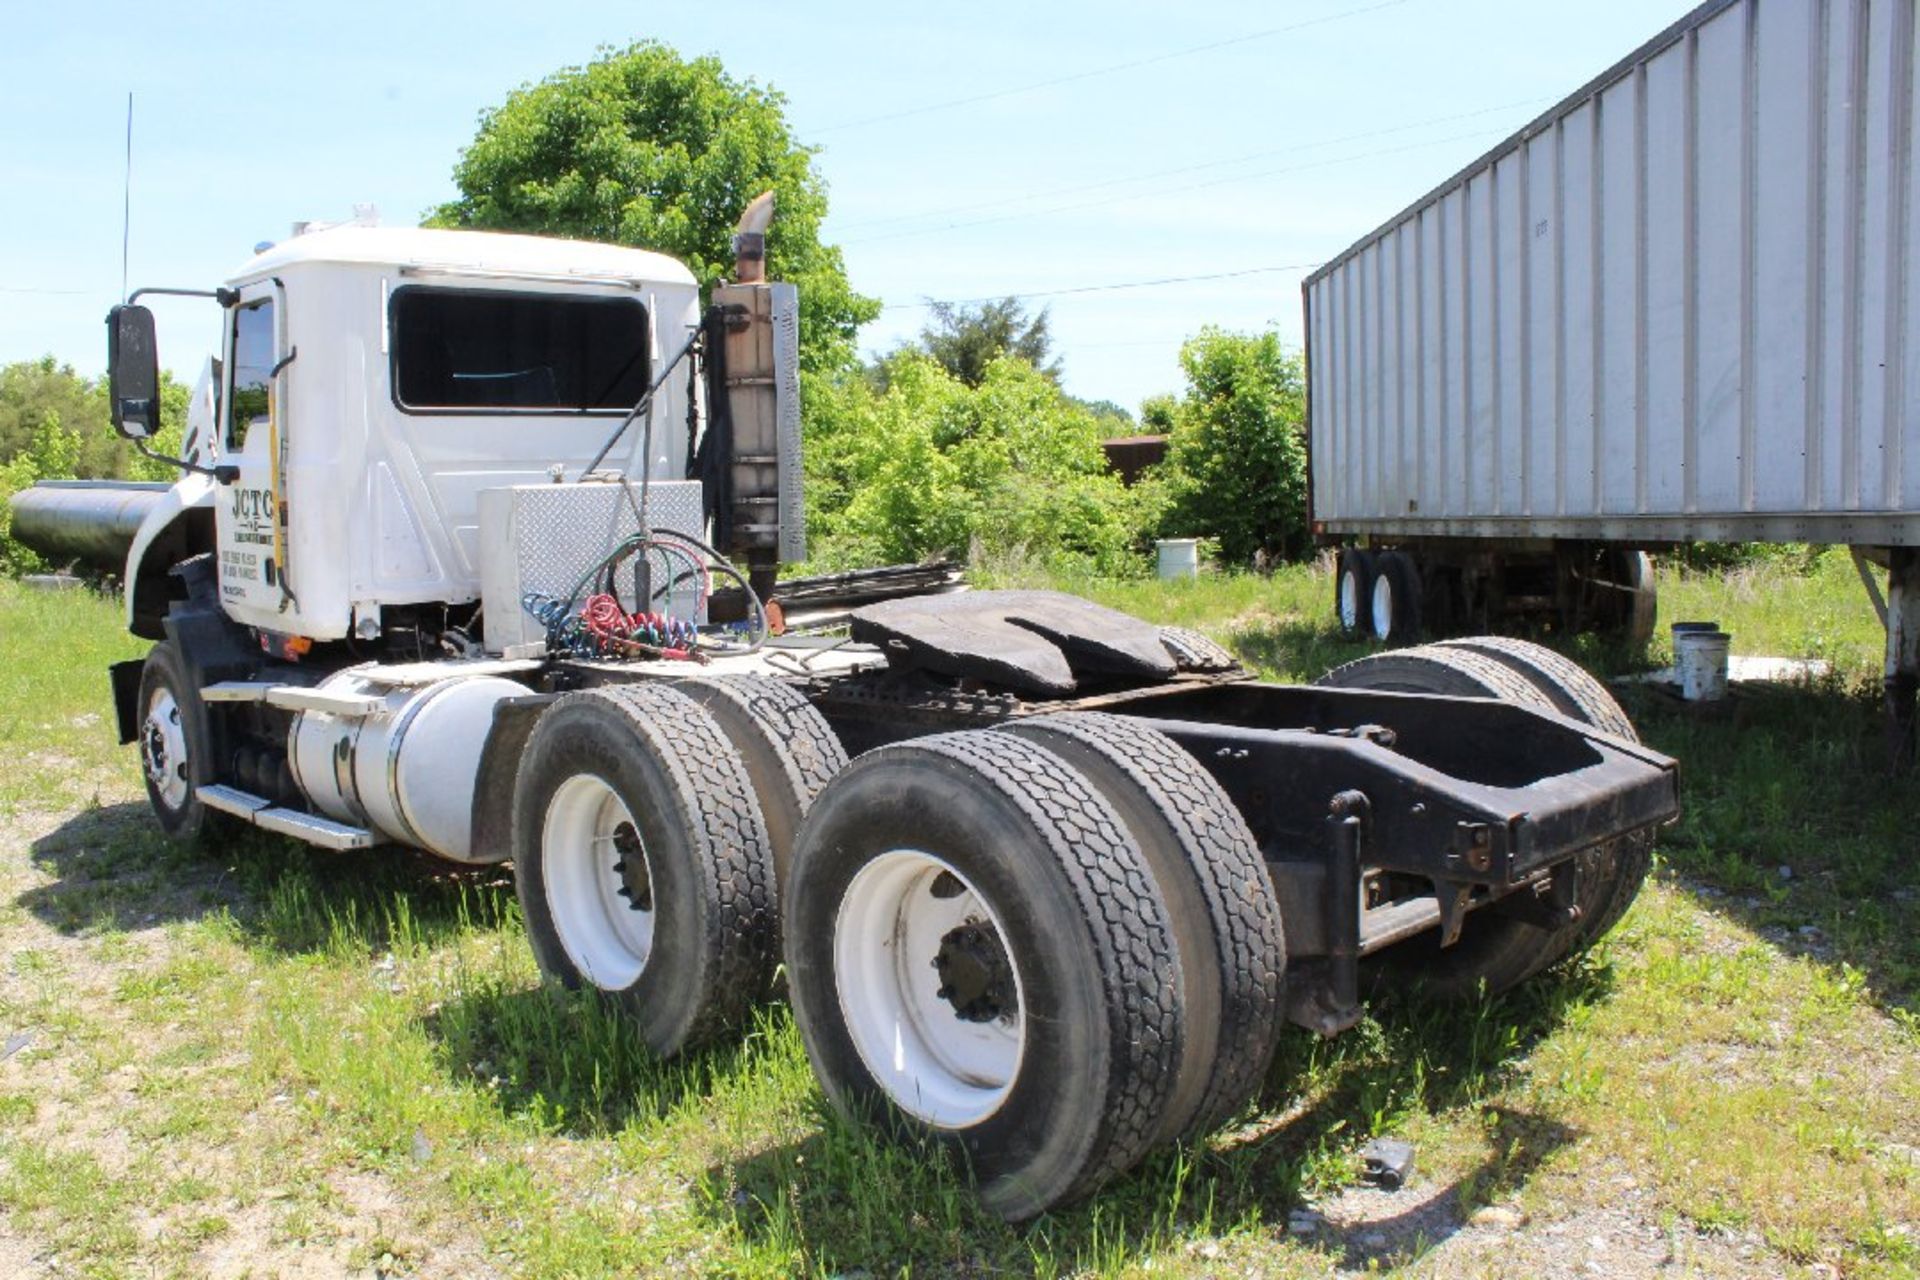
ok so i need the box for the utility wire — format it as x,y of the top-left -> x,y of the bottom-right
832,96 -> 1548,235
848,124 -> 1510,247
807,0 -> 1412,135
881,261 -> 1324,313
0,286 -> 95,296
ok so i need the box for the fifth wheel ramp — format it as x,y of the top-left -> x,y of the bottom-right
850,589 -> 1178,695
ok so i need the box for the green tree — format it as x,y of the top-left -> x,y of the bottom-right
0,409 -> 83,574
911,297 -> 1059,387
0,357 -> 186,482
1070,396 -> 1135,436
1138,393 -> 1178,436
429,42 -> 878,372
805,354 -> 1147,574
1158,329 -> 1309,565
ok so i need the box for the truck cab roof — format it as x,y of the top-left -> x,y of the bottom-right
230,224 -> 700,290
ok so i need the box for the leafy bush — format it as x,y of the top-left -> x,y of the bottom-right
804,354 -> 1152,575
0,411 -> 81,574
1667,541 -> 1827,575
1,358 -> 189,574
1154,329 -> 1309,567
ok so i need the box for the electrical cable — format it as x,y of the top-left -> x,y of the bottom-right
879,261 -> 1325,313
849,124 -> 1513,249
831,96 -> 1549,236
805,0 -> 1412,135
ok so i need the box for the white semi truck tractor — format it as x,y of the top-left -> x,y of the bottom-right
12,202 -> 1678,1219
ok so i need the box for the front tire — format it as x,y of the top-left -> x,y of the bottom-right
512,684 -> 777,1057
785,730 -> 1183,1221
137,641 -> 214,842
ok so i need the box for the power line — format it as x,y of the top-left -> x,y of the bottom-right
807,0 -> 1412,135
846,124 -> 1511,247
0,286 -> 95,296
881,261 -> 1323,313
832,96 -> 1547,235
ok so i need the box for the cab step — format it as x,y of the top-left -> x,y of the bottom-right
200,682 -> 386,717
196,785 -> 380,851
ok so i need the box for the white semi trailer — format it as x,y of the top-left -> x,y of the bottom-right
1305,0 -> 1920,759
12,204 -> 1676,1219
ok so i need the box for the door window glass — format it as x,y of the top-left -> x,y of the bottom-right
228,299 -> 276,448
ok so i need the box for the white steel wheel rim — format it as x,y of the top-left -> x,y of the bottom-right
141,687 -> 190,810
1338,567 -> 1362,631
542,775 -> 656,990
1371,571 -> 1395,640
833,850 -> 1026,1128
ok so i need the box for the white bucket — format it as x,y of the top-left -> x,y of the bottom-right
1156,538 -> 1200,580
1675,629 -> 1732,702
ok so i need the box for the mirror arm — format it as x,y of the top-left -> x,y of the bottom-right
127,285 -> 238,307
128,434 -> 229,481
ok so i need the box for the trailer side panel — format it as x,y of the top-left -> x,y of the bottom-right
1306,0 -> 1920,545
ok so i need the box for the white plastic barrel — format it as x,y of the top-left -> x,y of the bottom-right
1156,538 -> 1200,580
1675,629 -> 1731,702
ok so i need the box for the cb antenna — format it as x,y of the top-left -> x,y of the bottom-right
120,92 -> 133,303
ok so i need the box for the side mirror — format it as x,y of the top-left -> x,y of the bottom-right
106,304 -> 160,440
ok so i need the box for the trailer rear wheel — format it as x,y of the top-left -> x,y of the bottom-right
1435,636 -> 1654,952
137,641 -> 216,842
671,675 -> 847,895
1370,551 -> 1423,644
999,712 -> 1284,1143
785,730 -> 1182,1221
1314,645 -> 1584,996
513,684 -> 777,1057
1619,550 -> 1658,649
1335,549 -> 1374,637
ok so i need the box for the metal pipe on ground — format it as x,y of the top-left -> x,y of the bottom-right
6,480 -> 170,570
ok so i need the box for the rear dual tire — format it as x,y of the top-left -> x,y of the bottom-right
1314,641 -> 1647,997
785,730 -> 1186,1221
1000,713 -> 1284,1145
1434,636 -> 1654,951
512,684 -> 779,1057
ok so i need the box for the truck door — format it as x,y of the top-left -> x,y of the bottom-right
213,287 -> 288,618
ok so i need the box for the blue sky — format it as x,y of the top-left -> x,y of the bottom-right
0,0 -> 1694,413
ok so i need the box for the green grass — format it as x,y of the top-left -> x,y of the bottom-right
0,559 -> 1916,1278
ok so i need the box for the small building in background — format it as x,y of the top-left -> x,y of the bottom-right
1100,434 -> 1167,486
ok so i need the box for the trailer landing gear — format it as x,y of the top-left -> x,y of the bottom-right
1886,548 -> 1919,771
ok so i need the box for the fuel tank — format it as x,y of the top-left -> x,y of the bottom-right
286,669 -> 527,864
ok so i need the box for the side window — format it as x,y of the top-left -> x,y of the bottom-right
389,288 -> 650,413
227,300 -> 275,449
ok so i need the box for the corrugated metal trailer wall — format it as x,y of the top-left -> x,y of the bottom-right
1305,0 -> 1920,545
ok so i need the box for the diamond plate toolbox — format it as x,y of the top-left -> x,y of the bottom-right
478,480 -> 707,655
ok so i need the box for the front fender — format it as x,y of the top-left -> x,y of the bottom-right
125,474 -> 217,638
